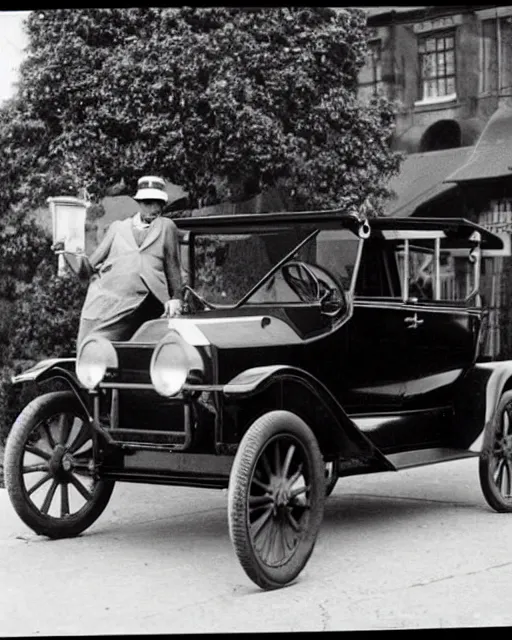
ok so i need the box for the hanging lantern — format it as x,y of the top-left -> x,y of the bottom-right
47,196 -> 88,276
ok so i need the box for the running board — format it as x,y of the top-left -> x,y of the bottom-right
101,470 -> 229,490
106,428 -> 189,449
385,447 -> 478,470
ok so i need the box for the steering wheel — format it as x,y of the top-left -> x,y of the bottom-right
281,260 -> 347,317
281,261 -> 322,302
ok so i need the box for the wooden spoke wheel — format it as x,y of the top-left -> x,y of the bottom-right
4,391 -> 114,538
228,410 -> 325,590
479,390 -> 512,513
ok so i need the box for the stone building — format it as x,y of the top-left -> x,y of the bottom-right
358,5 -> 512,358
359,5 -> 512,153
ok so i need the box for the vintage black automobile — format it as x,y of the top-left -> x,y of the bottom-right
4,209 -> 512,590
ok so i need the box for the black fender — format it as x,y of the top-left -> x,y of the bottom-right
11,358 -> 92,420
452,360 -> 512,451
223,365 -> 393,474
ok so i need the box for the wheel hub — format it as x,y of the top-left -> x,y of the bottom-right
274,485 -> 290,508
48,445 -> 75,476
61,455 -> 73,472
499,435 -> 512,457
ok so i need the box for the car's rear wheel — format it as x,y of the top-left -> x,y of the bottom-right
479,390 -> 512,512
4,390 -> 115,538
228,410 -> 325,590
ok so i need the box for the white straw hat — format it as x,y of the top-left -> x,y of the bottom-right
134,175 -> 169,202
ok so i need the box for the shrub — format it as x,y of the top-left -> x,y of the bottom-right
6,261 -> 87,363
0,365 -> 36,445
0,209 -> 54,300
0,255 -> 86,447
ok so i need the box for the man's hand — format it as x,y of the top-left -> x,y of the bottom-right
163,298 -> 182,318
51,239 -> 65,253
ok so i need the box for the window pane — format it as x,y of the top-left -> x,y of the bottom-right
426,79 -> 437,97
482,19 -> 497,92
422,53 -> 436,78
446,76 -> 455,94
418,31 -> 457,99
500,19 -> 512,90
399,246 -> 470,302
358,244 -> 404,298
438,52 -> 446,73
445,255 -> 473,302
445,50 -> 454,75
193,232 -> 311,305
315,231 -> 361,291
396,246 -> 434,301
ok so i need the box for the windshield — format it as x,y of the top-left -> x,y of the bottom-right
187,227 -> 361,307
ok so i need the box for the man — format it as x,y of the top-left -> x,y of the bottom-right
58,175 -> 183,347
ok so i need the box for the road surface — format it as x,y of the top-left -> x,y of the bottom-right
1,457 -> 512,634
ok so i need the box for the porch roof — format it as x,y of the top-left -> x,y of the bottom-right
445,105 -> 512,183
384,146 -> 473,217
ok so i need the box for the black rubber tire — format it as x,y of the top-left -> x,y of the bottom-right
325,460 -> 339,497
227,410 -> 325,590
479,390 -> 512,513
4,390 -> 115,538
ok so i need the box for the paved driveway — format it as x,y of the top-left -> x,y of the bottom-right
1,458 -> 512,634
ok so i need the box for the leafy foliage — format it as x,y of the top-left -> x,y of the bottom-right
0,210 -> 53,298
6,262 -> 86,363
0,261 -> 84,442
0,7 -> 400,213
0,233 -> 84,447
0,212 -> 55,364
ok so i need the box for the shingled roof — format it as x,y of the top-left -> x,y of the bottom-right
445,105 -> 512,183
385,146 -> 473,217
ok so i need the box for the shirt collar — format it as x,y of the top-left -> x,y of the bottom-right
133,211 -> 150,230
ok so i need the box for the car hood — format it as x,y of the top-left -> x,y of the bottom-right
131,315 -> 304,348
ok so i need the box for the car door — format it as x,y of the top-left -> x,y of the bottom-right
289,230 -> 410,404
344,238 -> 481,452
342,240 -> 413,413
398,247 -> 483,409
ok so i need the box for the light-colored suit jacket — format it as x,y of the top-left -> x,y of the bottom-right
80,215 -> 181,322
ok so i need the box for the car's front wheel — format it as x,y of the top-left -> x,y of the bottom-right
227,410 -> 325,590
479,390 -> 512,512
4,390 -> 115,538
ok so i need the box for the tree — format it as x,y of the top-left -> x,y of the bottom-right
0,6 -> 400,215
